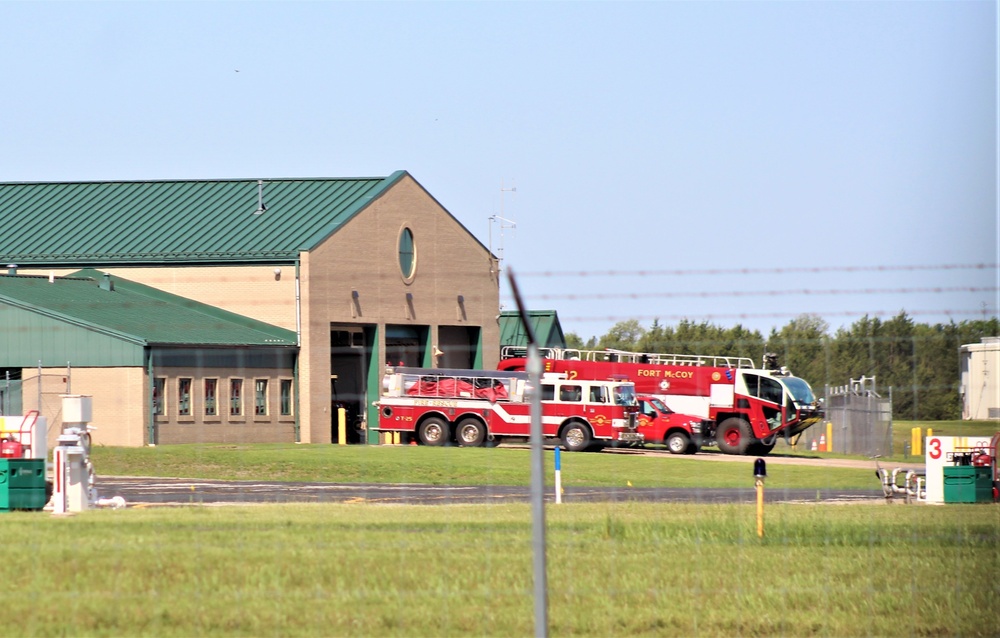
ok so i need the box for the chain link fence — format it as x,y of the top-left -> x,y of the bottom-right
803,377 -> 893,456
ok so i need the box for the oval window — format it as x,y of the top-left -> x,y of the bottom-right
398,226 -> 416,281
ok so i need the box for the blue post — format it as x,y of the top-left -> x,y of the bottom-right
554,446 -> 562,504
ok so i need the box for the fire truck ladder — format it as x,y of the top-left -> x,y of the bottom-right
509,346 -> 754,369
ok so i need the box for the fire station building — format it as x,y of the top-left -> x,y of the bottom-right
0,171 -> 501,447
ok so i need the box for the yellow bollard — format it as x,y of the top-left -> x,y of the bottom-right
754,458 -> 766,538
756,478 -> 765,537
927,428 -> 933,440
393,431 -> 400,445
338,407 -> 347,446
826,422 -> 833,453
911,427 -> 922,456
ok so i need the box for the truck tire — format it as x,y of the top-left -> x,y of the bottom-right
561,422 -> 592,452
418,417 -> 450,447
455,417 -> 487,447
666,431 -> 691,455
716,418 -> 752,455
747,440 -> 776,456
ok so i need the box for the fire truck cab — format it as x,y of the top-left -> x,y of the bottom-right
376,367 -> 642,451
637,395 -> 715,455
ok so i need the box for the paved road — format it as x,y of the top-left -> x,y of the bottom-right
94,448 -> 917,507
94,475 -> 887,507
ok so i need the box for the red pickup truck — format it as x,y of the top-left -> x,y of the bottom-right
637,396 -> 715,455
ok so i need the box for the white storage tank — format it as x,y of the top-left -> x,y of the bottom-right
960,337 -> 1000,420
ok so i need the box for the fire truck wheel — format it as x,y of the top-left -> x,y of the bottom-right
418,417 -> 450,447
455,418 -> 487,447
561,422 -> 592,452
747,440 -> 776,456
716,418 -> 752,455
666,431 -> 691,455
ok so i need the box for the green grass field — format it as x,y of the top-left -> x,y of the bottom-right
11,424 -> 997,636
1,503 -> 996,636
91,442 -> 887,489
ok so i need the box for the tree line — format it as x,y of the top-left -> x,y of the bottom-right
564,313 -> 999,421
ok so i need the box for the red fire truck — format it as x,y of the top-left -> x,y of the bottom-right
637,395 -> 714,455
499,348 -> 824,456
375,367 -> 642,451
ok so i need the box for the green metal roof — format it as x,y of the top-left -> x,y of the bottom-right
0,270 -> 296,347
499,310 -> 566,349
0,172 -> 407,266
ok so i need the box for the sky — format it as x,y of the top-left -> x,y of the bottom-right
2,1 -> 997,341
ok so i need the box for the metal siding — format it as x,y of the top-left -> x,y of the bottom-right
0,303 -> 144,366
498,311 -> 565,349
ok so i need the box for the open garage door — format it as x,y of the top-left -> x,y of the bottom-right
385,325 -> 428,367
436,326 -> 481,369
330,326 -> 368,444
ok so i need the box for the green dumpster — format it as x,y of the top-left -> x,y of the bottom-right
942,465 -> 993,504
0,459 -> 47,511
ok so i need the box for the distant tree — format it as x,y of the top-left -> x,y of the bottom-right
565,332 -> 598,350
828,315 -> 881,385
913,322 -> 959,420
672,320 -> 723,354
717,324 -> 767,364
765,314 -> 830,389
598,319 -> 645,351
634,319 -> 765,362
638,319 -> 667,352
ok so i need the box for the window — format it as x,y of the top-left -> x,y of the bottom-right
255,379 -> 268,416
760,377 -> 783,405
559,385 -> 582,402
230,379 -> 243,416
398,226 -> 416,280
280,379 -> 293,416
204,379 -> 218,416
178,378 -> 192,416
590,386 -> 608,403
153,378 -> 165,416
541,385 -> 554,401
614,385 -> 637,406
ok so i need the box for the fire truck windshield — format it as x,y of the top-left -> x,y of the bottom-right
614,385 -> 637,406
648,397 -> 672,414
782,377 -> 817,405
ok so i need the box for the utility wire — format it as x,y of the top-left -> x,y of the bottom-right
518,263 -> 997,278
507,286 -> 996,303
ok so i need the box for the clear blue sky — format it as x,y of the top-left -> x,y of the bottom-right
3,1 -> 996,340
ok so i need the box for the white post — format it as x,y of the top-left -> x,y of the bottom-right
52,446 -> 67,515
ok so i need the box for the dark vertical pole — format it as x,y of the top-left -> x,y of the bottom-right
507,269 -> 548,638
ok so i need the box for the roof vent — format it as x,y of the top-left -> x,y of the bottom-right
99,273 -> 115,292
6,264 -> 16,276
254,179 -> 268,215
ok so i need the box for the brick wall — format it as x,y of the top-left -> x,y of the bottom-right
19,366 -> 145,448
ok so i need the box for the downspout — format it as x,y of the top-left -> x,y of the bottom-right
294,258 -> 301,442
293,353 -> 300,443
146,350 -> 155,445
295,258 -> 302,347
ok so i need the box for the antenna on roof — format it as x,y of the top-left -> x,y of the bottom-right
254,180 -> 268,215
488,178 -> 516,275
